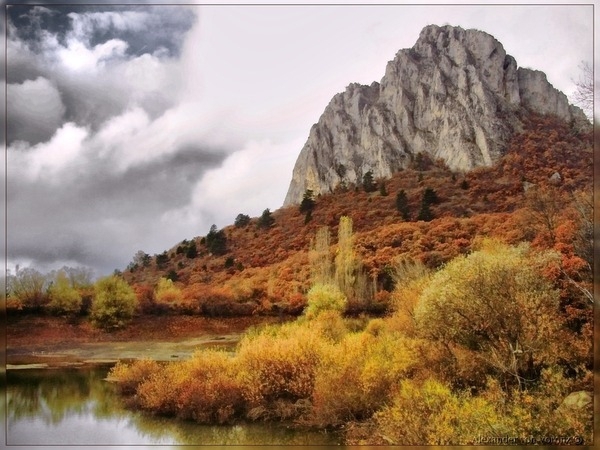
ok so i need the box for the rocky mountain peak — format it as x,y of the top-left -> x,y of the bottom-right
284,24 -> 588,206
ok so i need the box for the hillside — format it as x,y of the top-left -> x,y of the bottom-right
123,113 -> 592,317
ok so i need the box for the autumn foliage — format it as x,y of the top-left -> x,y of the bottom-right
9,112 -> 593,444
111,114 -> 591,324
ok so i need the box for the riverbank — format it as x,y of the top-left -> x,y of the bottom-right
6,313 -> 283,367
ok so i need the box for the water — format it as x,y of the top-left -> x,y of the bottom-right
5,364 -> 341,446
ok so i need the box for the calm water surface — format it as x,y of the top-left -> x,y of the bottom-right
5,364 -> 341,446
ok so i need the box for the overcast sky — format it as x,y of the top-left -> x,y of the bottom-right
4,2 -> 594,278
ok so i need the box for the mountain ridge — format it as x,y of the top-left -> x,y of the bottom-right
284,24 -> 589,206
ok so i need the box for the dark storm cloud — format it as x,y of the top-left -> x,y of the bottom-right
7,143 -> 227,273
6,4 -> 196,144
5,3 -> 231,275
7,4 -> 194,58
7,76 -> 66,144
87,6 -> 196,57
78,145 -> 226,215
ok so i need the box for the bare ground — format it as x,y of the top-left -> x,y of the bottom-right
6,314 -> 282,367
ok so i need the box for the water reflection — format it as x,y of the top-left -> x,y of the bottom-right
6,365 -> 340,446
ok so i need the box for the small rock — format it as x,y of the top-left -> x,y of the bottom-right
523,181 -> 536,192
549,171 -> 562,184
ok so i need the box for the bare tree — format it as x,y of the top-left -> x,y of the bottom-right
572,61 -> 593,121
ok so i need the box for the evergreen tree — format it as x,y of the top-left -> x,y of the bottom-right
300,189 -> 316,214
304,209 -> 313,224
417,187 -> 438,222
396,190 -> 410,220
186,242 -> 198,259
166,270 -> 179,282
379,181 -> 388,196
362,170 -> 377,193
156,251 -> 169,269
417,202 -> 434,222
257,208 -> 275,229
234,213 -> 251,228
423,187 -> 439,205
206,225 -> 227,255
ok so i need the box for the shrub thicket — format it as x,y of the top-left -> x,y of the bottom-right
48,270 -> 83,317
109,238 -> 592,444
154,277 -> 184,306
91,275 -> 137,330
414,240 -> 562,389
304,283 -> 346,320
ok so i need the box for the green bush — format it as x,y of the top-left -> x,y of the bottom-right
91,275 -> 137,330
48,270 -> 82,317
304,283 -> 346,319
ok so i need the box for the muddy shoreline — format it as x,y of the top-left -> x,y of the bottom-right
6,314 -> 284,368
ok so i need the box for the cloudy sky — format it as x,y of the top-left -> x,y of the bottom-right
4,2 -> 594,278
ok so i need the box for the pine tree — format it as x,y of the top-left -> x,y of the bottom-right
234,213 -> 251,228
379,181 -> 388,196
417,203 -> 434,222
257,208 -> 275,229
300,189 -> 316,214
396,190 -> 410,220
206,225 -> 227,255
362,170 -> 377,193
423,187 -> 439,205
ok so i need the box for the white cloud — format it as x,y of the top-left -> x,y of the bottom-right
183,137 -> 303,229
10,122 -> 88,181
58,37 -> 129,71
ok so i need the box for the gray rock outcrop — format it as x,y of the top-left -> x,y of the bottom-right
284,24 -> 588,206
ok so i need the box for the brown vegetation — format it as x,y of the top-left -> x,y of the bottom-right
114,114 -> 592,320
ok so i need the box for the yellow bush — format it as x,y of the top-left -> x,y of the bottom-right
307,309 -> 347,342
373,378 -> 503,445
310,330 -> 416,426
154,278 -> 183,305
175,350 -> 245,424
236,321 -> 324,409
491,367 -> 593,444
136,361 -> 190,416
388,268 -> 431,336
108,359 -> 162,395
414,241 -> 562,389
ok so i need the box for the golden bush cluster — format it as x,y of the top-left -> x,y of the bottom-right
110,239 -> 592,444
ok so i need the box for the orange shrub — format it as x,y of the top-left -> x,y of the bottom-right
135,350 -> 245,424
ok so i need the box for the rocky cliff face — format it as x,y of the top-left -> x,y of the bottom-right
284,24 -> 588,206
